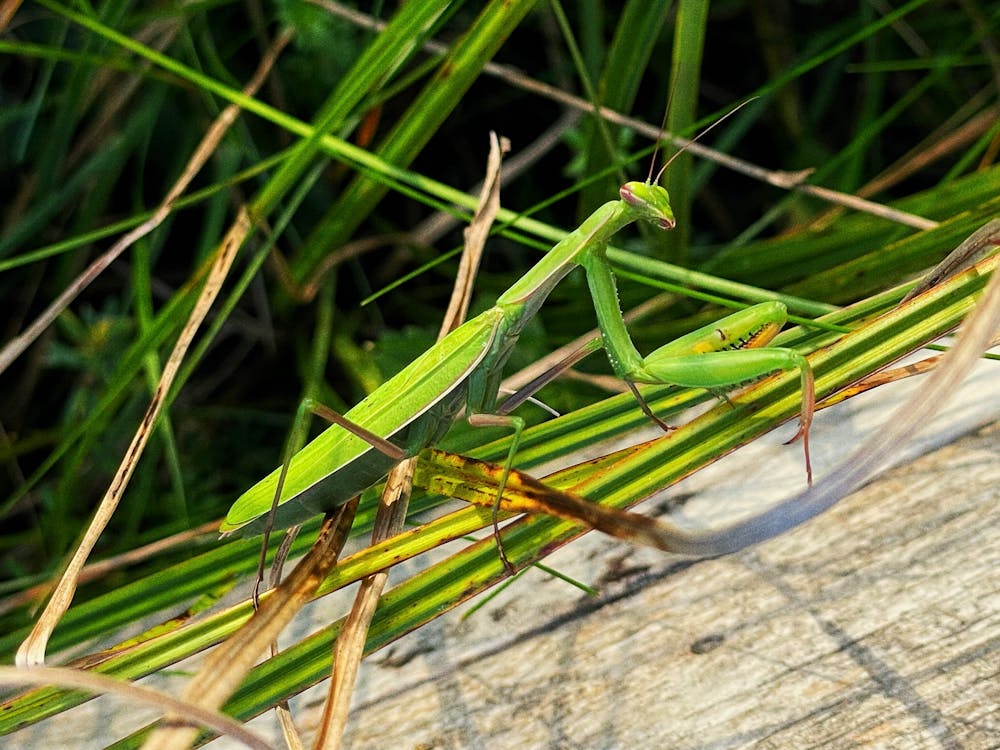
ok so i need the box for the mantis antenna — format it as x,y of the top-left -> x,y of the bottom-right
652,96 -> 759,185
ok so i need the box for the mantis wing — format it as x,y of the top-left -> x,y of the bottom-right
222,308 -> 507,535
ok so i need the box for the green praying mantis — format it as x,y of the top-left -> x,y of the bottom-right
221,176 -> 815,538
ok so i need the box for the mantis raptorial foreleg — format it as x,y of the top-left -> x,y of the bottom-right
581,183 -> 814,482
587,243 -> 814,481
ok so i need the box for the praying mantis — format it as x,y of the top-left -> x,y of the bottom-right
221,176 -> 815,537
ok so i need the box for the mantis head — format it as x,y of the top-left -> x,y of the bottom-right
620,181 -> 676,230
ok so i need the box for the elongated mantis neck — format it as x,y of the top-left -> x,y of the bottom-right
497,181 -> 675,322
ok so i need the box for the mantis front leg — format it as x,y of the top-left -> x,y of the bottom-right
583,250 -> 815,483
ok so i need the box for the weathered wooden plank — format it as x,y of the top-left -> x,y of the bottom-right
333,422 -> 998,749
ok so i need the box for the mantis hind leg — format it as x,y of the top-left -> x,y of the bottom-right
625,381 -> 675,432
467,412 -> 526,575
